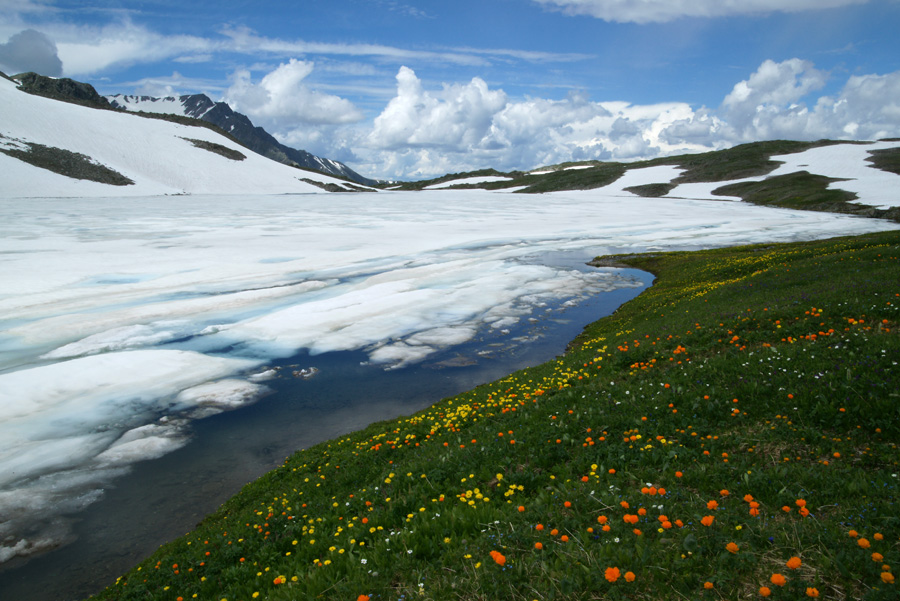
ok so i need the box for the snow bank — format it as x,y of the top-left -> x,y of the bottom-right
0,77 -> 343,197
425,175 -> 512,189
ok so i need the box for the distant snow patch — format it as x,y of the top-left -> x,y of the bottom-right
425,175 -> 511,189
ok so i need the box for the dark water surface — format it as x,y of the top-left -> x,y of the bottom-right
0,263 -> 652,601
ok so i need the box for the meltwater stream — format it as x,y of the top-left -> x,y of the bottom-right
0,260 -> 653,601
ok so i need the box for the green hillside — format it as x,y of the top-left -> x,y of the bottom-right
391,140 -> 900,222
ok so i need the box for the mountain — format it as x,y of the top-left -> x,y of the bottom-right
0,72 -> 375,197
106,93 -> 377,186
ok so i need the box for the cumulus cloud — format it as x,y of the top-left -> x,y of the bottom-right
0,29 -> 62,76
368,66 -> 508,149
532,0 -> 869,24
223,59 -> 364,126
335,58 -> 900,180
723,59 -> 827,112
348,66 -> 709,178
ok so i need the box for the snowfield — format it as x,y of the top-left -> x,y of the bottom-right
424,175 -> 513,189
0,76 -> 346,197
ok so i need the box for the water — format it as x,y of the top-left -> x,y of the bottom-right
0,259 -> 652,601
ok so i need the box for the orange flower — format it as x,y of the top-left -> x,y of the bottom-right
726,542 -> 739,554
560,535 -> 569,542
357,596 -> 370,601
720,489 -> 730,497
707,500 -> 719,510
620,500 -> 629,508
786,557 -> 802,570
550,529 -> 559,536
743,494 -> 754,503
490,550 -> 506,566
638,508 -> 647,516
534,542 -> 543,550
795,499 -> 806,507
632,528 -> 642,536
535,523 -> 544,531
624,571 -> 636,582
858,538 -> 871,549
703,581 -> 714,589
806,587 -> 819,598
759,586 -> 772,597
882,572 -> 895,584
848,529 -> 858,538
605,566 -> 621,582
657,487 -> 667,496
770,574 -> 786,587
564,501 -> 572,508
873,552 -> 885,562
799,507 -> 810,517
701,515 -> 715,527
623,514 -> 639,524
874,533 -> 884,541
675,471 -> 683,478
597,515 -> 608,524
518,505 -> 525,512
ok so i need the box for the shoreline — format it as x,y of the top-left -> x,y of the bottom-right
0,265 -> 653,601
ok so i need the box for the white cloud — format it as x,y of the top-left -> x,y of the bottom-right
0,28 -> 62,76
339,67 -> 710,178
54,22 -> 215,76
659,59 -> 900,147
532,0 -> 870,23
722,59 -> 827,112
368,66 -> 508,149
223,59 -> 364,126
332,59 -> 900,180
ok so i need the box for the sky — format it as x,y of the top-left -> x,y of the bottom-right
1,0 -> 899,180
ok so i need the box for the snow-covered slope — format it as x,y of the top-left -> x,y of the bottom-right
106,94 -> 215,119
106,92 -> 378,186
0,77 -> 356,197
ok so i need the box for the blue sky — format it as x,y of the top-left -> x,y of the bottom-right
2,0 -> 899,180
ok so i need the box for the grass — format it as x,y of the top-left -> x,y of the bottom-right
182,138 -> 246,161
0,134 -> 134,186
651,140 -> 844,184
87,229 -> 900,601
866,148 -> 900,176
713,173 -> 900,221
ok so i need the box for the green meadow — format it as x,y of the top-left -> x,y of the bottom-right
90,229 -> 899,601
